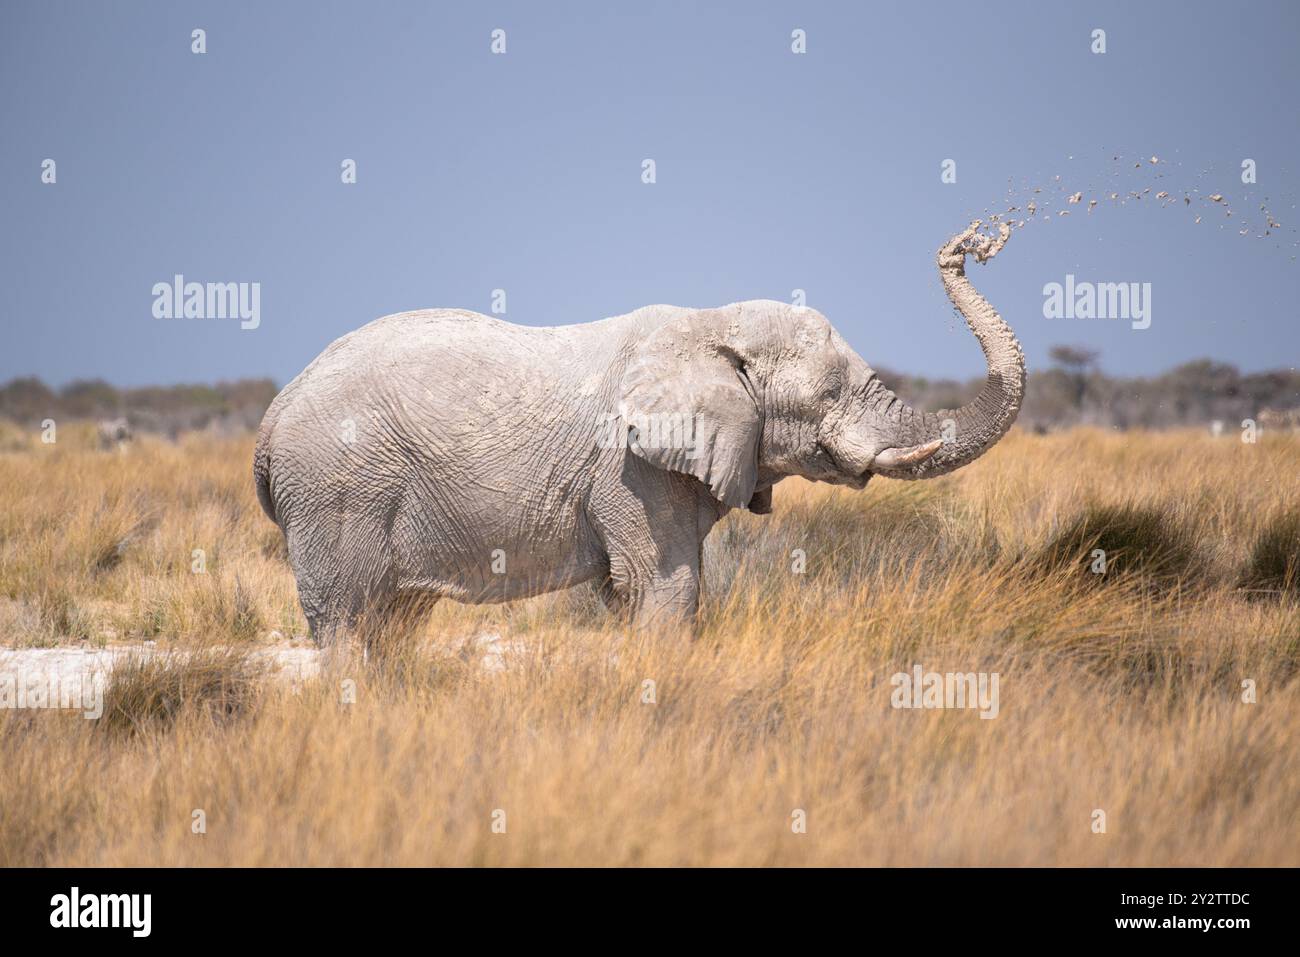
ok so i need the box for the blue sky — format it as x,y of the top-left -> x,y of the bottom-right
2,0 -> 1297,388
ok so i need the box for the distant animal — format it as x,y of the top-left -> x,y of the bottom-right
1258,407 -> 1300,431
97,418 -> 132,450
254,221 -> 1024,644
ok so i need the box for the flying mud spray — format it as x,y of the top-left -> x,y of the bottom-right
977,152 -> 1295,247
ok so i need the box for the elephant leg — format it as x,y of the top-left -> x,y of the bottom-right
366,590 -> 439,654
297,575 -> 391,646
593,574 -> 627,614
594,470 -> 722,633
287,518 -> 395,652
306,612 -> 367,676
306,612 -> 344,646
610,541 -> 702,631
309,592 -> 435,674
631,565 -> 700,629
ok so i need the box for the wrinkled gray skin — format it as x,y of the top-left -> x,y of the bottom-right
255,222 -> 1024,643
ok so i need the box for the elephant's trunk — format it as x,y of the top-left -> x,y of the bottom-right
869,220 -> 1025,479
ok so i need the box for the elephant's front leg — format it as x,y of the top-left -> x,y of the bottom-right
595,464 -> 725,632
627,553 -> 702,629
600,521 -> 706,631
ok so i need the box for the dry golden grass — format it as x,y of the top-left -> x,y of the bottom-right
0,425 -> 1297,865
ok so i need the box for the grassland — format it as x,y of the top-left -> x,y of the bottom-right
0,422 -> 1297,866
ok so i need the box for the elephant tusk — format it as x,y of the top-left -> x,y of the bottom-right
872,439 -> 944,470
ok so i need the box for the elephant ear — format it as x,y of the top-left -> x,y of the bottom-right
621,309 -> 762,510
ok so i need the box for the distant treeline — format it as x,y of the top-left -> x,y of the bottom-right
2,351 -> 1299,435
0,377 -> 278,437
878,348 -> 1300,431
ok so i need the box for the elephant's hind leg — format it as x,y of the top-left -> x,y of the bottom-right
365,590 -> 440,656
286,515 -> 397,651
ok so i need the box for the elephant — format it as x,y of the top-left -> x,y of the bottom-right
254,221 -> 1023,644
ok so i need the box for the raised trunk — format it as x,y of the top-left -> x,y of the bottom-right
869,221 -> 1025,479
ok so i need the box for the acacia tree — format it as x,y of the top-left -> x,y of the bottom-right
1049,345 -> 1099,411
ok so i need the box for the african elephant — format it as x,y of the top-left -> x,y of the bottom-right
254,221 -> 1023,643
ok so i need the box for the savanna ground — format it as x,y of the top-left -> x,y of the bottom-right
0,422 -> 1297,866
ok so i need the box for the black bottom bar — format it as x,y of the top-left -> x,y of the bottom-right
0,867 -> 1283,943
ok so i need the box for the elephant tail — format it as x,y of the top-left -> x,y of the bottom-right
253,409 -> 280,525
253,427 -> 277,524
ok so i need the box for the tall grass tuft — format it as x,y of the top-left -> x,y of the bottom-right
1241,508 -> 1300,597
98,646 -> 265,737
1035,502 -> 1202,588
